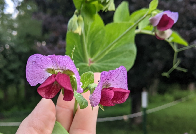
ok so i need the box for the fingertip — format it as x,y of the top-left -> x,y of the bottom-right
16,98 -> 56,134
94,73 -> 101,84
56,92 -> 75,131
69,91 -> 99,134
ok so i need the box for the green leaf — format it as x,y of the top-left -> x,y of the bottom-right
66,15 -> 137,75
102,0 -> 115,11
138,16 -> 150,30
70,75 -> 77,91
107,0 -> 115,11
81,3 -> 97,24
81,71 -> 94,89
98,104 -> 104,111
52,121 -> 69,134
114,1 -> 130,22
169,31 -> 188,46
74,91 -> 88,109
149,0 -> 158,12
87,83 -> 97,94
73,0 -> 84,9
129,8 -> 149,23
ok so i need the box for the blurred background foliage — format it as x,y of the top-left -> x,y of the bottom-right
0,0 -> 196,133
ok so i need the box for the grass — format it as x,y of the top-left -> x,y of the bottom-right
0,90 -> 196,134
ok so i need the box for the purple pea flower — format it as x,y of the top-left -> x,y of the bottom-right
90,66 -> 130,107
149,10 -> 179,31
26,54 -> 82,101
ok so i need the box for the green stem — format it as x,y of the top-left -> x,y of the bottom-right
176,67 -> 187,72
81,31 -> 89,63
92,12 -> 150,62
173,51 -> 178,65
177,44 -> 196,52
168,42 -> 175,51
135,29 -> 176,51
135,29 -> 154,35
73,98 -> 78,116
162,59 -> 181,77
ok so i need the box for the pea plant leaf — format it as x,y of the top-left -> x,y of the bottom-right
138,16 -> 151,30
81,71 -> 94,89
113,1 -> 130,22
129,8 -> 149,23
66,15 -> 137,75
169,31 -> 188,46
73,0 -> 84,9
149,0 -> 158,13
52,121 -> 69,134
74,91 -> 88,109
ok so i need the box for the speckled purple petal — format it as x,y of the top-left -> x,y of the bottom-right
90,80 -> 103,107
26,54 -> 82,93
164,10 -> 178,23
101,66 -> 128,90
48,55 -> 83,93
90,66 -> 128,107
26,54 -> 53,86
149,12 -> 164,26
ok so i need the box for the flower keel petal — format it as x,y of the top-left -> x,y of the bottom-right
37,74 -> 61,99
100,88 -> 115,106
56,72 -> 73,101
112,88 -> 130,104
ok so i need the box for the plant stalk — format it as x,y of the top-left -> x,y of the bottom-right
73,98 -> 78,116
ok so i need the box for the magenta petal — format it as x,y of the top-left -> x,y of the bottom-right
49,55 -> 83,93
164,10 -> 179,23
37,74 -> 61,99
112,88 -> 130,104
100,88 -> 115,106
157,14 -> 174,31
56,72 -> 73,101
26,54 -> 53,86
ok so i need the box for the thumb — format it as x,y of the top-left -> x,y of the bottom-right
16,98 -> 56,134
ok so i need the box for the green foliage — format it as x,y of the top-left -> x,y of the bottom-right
74,91 -> 88,109
98,104 -> 104,111
80,71 -> 94,89
86,83 -> 97,94
70,76 -> 77,91
113,1 -> 130,22
81,2 -> 97,24
169,31 -> 188,46
52,121 -> 69,134
149,0 -> 158,13
66,15 -> 136,74
138,16 -> 151,30
129,8 -> 149,23
73,0 -> 84,9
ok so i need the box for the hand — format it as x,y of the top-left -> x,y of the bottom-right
16,73 -> 100,134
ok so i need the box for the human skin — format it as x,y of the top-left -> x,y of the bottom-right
16,73 -> 100,134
